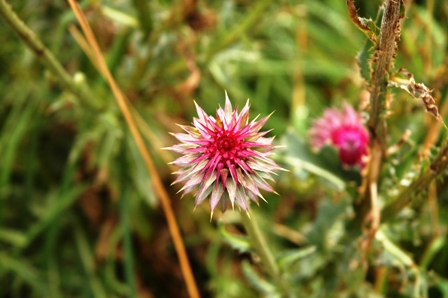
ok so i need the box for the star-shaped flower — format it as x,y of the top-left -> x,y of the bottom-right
166,92 -> 284,216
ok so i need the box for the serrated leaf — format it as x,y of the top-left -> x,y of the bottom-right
354,3 -> 385,81
356,38 -> 371,81
346,0 -> 378,43
306,199 -> 349,249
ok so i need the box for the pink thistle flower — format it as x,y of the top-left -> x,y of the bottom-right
166,92 -> 284,216
309,103 -> 369,167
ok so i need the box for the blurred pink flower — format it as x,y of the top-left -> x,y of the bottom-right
166,92 -> 283,216
309,103 -> 369,167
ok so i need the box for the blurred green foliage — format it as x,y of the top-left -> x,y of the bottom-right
1,0 -> 448,297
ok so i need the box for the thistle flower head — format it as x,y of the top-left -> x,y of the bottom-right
309,103 -> 369,167
166,92 -> 283,216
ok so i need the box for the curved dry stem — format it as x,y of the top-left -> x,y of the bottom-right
67,1 -> 200,297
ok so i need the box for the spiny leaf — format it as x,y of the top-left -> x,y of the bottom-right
346,0 -> 378,44
356,38 -> 371,81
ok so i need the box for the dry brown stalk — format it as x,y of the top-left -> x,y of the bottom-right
67,1 -> 200,297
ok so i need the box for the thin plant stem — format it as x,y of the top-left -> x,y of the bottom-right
374,266 -> 389,294
427,181 -> 440,237
67,1 -> 200,297
291,13 -> 308,135
424,0 -> 434,74
382,141 -> 448,222
0,0 -> 101,110
68,24 -> 100,71
240,212 -> 278,277
240,210 -> 289,296
131,0 -> 152,37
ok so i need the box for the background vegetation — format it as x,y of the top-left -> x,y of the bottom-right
1,0 -> 448,297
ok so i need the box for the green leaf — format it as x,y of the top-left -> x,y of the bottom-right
420,236 -> 446,270
241,260 -> 278,297
25,183 -> 88,246
74,223 -> 108,298
218,220 -> 252,253
0,228 -> 27,247
280,130 -> 346,190
0,252 -> 45,294
376,229 -> 414,268
0,99 -> 35,190
306,199 -> 348,250
434,276 -> 448,297
356,38 -> 371,81
277,246 -> 317,269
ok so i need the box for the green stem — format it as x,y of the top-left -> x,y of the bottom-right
0,0 -> 101,110
382,142 -> 448,222
131,0 -> 152,38
240,209 -> 288,295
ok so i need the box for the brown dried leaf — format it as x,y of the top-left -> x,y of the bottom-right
346,0 -> 377,44
389,68 -> 444,123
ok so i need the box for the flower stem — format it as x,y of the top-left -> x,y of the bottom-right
240,209 -> 288,295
